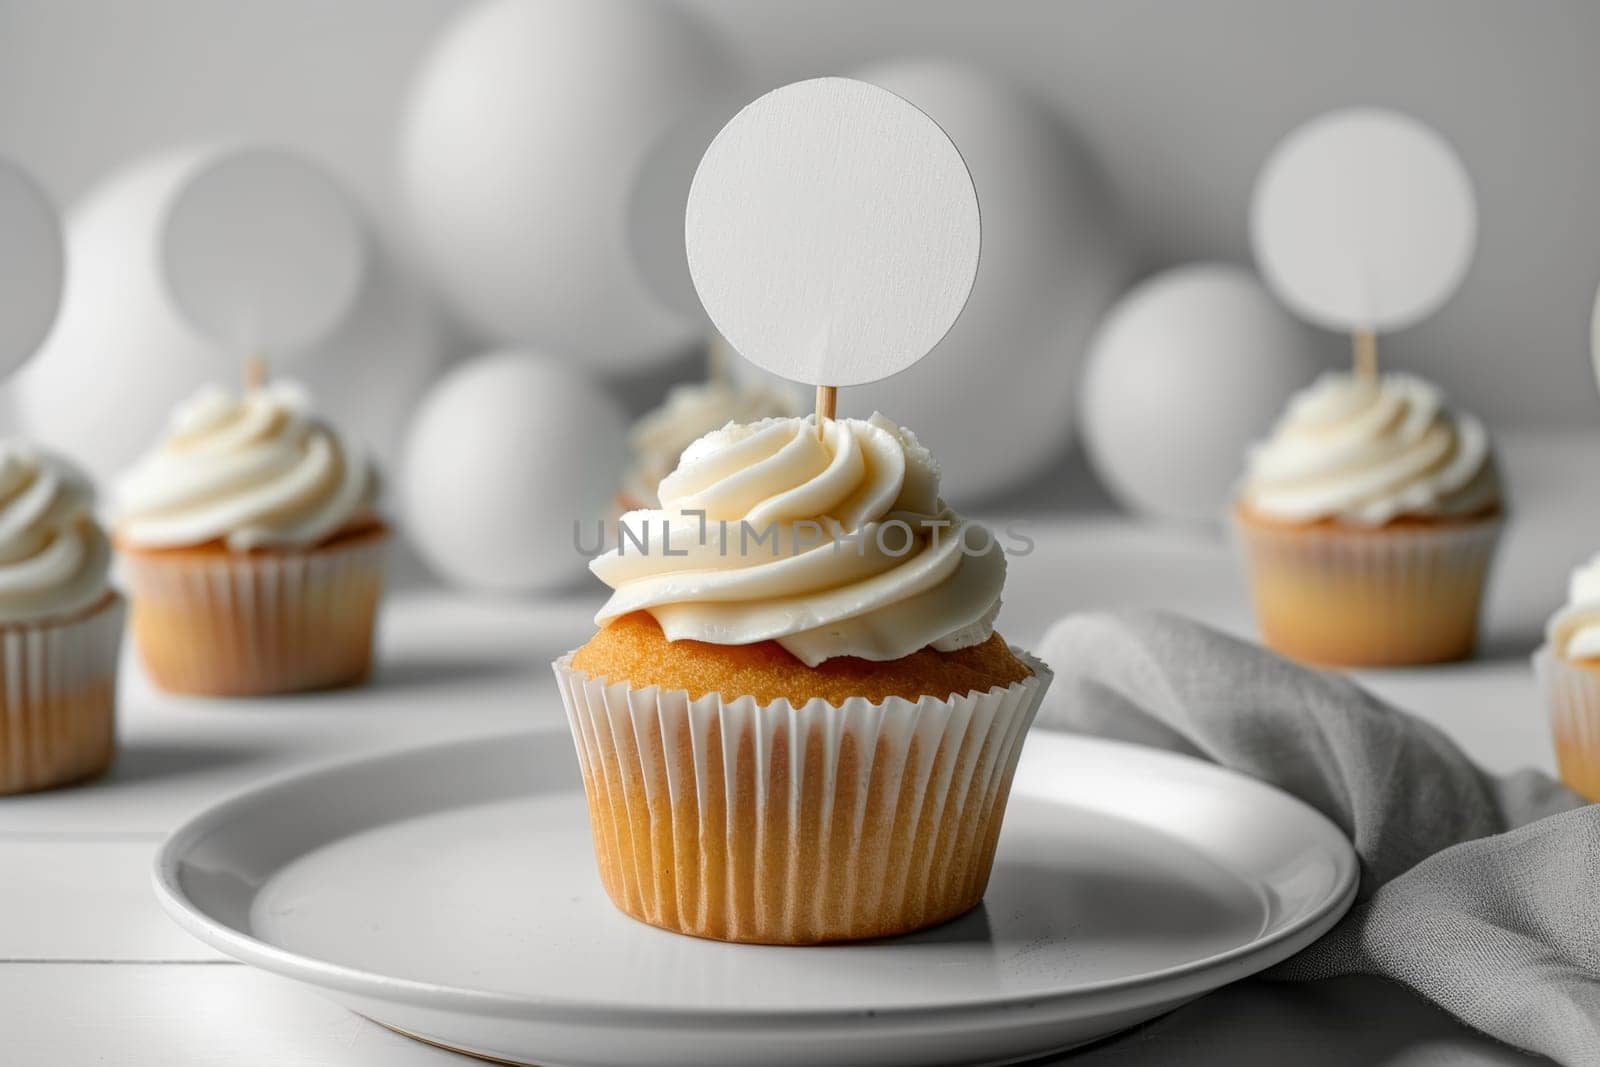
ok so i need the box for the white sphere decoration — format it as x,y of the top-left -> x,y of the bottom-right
7,147 -> 444,488
0,157 -> 65,379
401,351 -> 627,592
1078,264 -> 1325,525
848,61 -> 1131,502
400,0 -> 741,372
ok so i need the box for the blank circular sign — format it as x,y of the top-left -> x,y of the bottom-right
1251,108 -> 1476,334
161,147 -> 367,358
0,159 -> 64,379
685,77 -> 980,388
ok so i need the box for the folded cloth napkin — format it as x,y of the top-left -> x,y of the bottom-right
1034,610 -> 1599,1066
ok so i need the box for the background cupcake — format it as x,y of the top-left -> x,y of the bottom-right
616,347 -> 798,510
1235,371 -> 1503,667
0,444 -> 122,794
1536,553 -> 1600,800
115,380 -> 387,696
556,412 -> 1051,945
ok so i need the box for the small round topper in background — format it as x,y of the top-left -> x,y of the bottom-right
161,147 -> 367,362
0,158 -> 65,381
1251,108 -> 1476,337
1589,281 -> 1600,400
685,77 -> 980,391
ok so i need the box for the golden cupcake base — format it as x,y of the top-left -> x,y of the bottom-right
1234,505 -> 1502,668
0,594 -> 123,796
554,635 -> 1050,945
118,525 -> 389,697
1534,647 -> 1600,801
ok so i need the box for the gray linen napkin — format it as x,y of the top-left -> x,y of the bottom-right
1034,610 -> 1599,1066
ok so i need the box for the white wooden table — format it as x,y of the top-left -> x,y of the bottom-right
2,430 -> 1589,1066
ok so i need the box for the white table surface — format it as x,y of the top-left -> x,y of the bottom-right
2,429 -> 1591,1066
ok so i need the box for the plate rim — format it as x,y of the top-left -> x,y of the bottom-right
153,727 -> 1358,1028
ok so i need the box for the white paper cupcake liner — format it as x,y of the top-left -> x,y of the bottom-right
1533,645 -> 1600,801
1234,510 -> 1503,666
0,594 -> 124,795
553,648 -> 1052,944
119,532 -> 388,696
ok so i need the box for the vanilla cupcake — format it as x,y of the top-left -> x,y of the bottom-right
1534,556 -> 1600,800
115,381 -> 387,696
1234,372 -> 1502,666
617,377 -> 798,510
0,445 -> 122,794
556,413 -> 1051,944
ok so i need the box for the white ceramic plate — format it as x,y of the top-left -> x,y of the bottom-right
154,728 -> 1357,1067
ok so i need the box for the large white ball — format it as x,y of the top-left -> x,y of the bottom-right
1079,263 -> 1327,525
6,148 -> 445,491
848,61 -> 1131,502
401,352 -> 627,592
399,0 -> 740,372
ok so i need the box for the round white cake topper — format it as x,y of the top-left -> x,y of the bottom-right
685,77 -> 980,388
0,159 -> 65,381
1251,108 -> 1476,334
161,147 -> 367,359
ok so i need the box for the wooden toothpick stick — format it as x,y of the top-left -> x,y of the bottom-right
1352,329 -> 1378,382
707,335 -> 730,386
244,356 -> 268,390
815,385 -> 836,438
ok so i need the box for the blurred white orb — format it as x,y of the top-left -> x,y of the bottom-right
7,147 -> 444,490
0,157 -> 64,379
1079,264 -> 1325,525
400,0 -> 740,372
849,61 -> 1131,502
162,145 -> 367,356
401,351 -> 627,592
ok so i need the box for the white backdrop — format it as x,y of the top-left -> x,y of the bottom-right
0,0 -> 1594,431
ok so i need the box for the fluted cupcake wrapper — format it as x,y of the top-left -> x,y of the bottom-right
1533,646 -> 1600,801
119,532 -> 388,697
0,594 -> 124,795
1234,510 -> 1503,667
553,649 -> 1052,945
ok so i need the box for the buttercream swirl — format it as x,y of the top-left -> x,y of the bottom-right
621,379 -> 798,506
116,381 -> 378,551
0,443 -> 112,624
592,414 -> 1005,667
1240,372 -> 1500,526
1550,554 -> 1600,662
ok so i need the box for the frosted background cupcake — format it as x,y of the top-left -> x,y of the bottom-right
617,375 -> 798,510
0,444 -> 123,794
556,412 -> 1051,945
115,380 -> 387,696
1535,554 -> 1600,800
1235,371 -> 1502,666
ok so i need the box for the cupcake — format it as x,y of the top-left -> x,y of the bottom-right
1535,556 -> 1600,800
555,412 -> 1051,945
115,380 -> 387,696
617,373 -> 798,511
1235,371 -> 1503,667
0,444 -> 122,794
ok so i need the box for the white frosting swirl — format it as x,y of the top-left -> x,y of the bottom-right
592,414 -> 1006,667
0,444 -> 112,624
1241,372 -> 1500,526
620,380 -> 798,506
116,381 -> 378,551
1550,555 -> 1600,662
